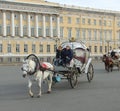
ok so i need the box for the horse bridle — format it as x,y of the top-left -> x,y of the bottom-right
21,59 -> 38,76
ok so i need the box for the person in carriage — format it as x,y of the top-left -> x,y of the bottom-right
55,45 -> 73,66
61,45 -> 73,66
110,49 -> 119,60
55,45 -> 62,65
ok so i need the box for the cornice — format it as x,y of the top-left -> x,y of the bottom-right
0,1 -> 59,14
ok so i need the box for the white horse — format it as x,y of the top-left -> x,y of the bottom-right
21,59 -> 54,98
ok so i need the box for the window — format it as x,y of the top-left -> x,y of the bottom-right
100,46 -> 102,53
0,25 -> 2,35
0,58 -> 3,63
104,20 -> 106,26
94,46 -> 97,53
54,45 -> 56,52
104,30 -> 107,40
76,28 -> 80,39
117,21 -> 120,27
89,46 -> 91,52
7,44 -> 11,53
23,26 -> 27,36
24,44 -> 28,53
39,44 -> 43,52
47,45 -> 50,53
60,17 -> 63,23
88,29 -> 91,40
38,27 -> 42,36
99,20 -> 102,26
38,15 -> 42,21
105,46 -> 107,53
68,17 -> 71,24
52,16 -> 56,22
7,26 -> 10,35
60,27 -> 64,38
82,18 -> 85,24
8,58 -> 12,63
94,30 -> 97,40
6,13 -> 10,20
100,30 -> 102,40
76,18 -> 80,24
0,44 -> 2,53
31,27 -> 35,36
68,28 -> 72,39
16,58 -> 20,62
23,14 -> 27,20
16,44 -> 20,53
14,13 -> 19,19
53,28 -> 57,37
15,26 -> 19,36
46,27 -> 50,37
82,29 -> 86,40
88,19 -> 91,25
45,15 -> 49,22
94,19 -> 96,25
30,15 -> 34,21
32,44 -> 36,53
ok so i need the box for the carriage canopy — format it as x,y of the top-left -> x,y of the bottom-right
60,41 -> 90,63
61,41 -> 87,50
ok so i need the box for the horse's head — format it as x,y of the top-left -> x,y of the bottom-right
21,59 -> 36,78
102,54 -> 107,62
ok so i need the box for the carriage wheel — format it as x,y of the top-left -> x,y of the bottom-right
87,63 -> 94,82
69,67 -> 78,88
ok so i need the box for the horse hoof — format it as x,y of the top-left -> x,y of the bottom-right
47,91 -> 51,94
37,95 -> 41,98
29,94 -> 34,98
31,95 -> 34,98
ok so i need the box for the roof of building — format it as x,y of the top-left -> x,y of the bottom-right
0,0 -> 120,14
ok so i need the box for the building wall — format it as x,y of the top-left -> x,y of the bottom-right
0,0 -> 120,63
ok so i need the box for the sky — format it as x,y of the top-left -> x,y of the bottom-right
47,0 -> 120,11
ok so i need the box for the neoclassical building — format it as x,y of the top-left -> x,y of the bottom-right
0,0 -> 120,63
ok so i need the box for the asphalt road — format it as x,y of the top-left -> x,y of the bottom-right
0,62 -> 120,111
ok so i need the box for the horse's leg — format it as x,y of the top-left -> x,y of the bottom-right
37,78 -> 42,98
28,80 -> 34,97
47,73 -> 53,93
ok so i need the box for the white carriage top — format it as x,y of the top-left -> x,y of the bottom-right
109,49 -> 120,57
61,41 -> 87,50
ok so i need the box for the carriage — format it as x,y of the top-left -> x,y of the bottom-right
53,41 -> 94,88
21,41 -> 94,97
102,49 -> 120,72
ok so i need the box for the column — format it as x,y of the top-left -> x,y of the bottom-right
35,14 -> 38,37
57,15 -> 60,38
11,11 -> 15,37
2,11 -> 6,37
20,12 -> 23,37
50,15 -> 53,37
42,14 -> 46,37
27,13 -> 31,37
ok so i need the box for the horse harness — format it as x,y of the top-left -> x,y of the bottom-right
27,60 -> 52,76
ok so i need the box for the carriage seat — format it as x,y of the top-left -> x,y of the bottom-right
74,56 -> 85,64
39,62 -> 52,71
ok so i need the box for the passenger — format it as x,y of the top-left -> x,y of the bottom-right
111,50 -> 116,58
56,46 -> 62,59
55,46 -> 62,66
61,45 -> 73,66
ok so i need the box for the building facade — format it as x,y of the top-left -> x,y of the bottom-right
0,0 -> 120,63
